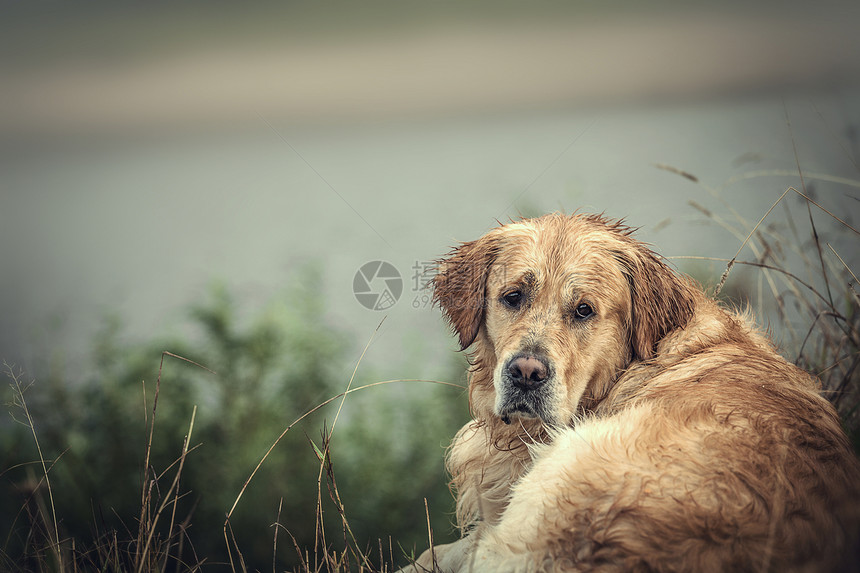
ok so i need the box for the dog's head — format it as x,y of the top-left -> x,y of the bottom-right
433,213 -> 697,427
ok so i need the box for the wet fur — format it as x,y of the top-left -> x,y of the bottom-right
418,213 -> 860,572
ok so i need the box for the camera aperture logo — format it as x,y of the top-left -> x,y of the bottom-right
353,261 -> 403,310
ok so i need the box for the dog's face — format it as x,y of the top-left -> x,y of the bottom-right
480,221 -> 635,426
433,214 -> 695,427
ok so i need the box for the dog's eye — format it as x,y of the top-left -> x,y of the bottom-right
574,303 -> 594,320
502,291 -> 523,308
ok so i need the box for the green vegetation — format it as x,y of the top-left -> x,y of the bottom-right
1,266 -> 469,571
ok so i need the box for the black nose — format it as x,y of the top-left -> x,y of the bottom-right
507,355 -> 549,390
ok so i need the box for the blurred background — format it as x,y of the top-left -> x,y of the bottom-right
2,0 -> 859,570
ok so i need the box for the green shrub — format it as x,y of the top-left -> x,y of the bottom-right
2,266 -> 468,571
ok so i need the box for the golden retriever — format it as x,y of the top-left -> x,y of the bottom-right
408,213 -> 860,572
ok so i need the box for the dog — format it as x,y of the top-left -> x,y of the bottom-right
407,213 -> 860,572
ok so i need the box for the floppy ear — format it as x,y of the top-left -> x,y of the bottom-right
615,245 -> 697,360
431,236 -> 499,350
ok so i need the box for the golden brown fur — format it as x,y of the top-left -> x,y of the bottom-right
411,213 -> 860,572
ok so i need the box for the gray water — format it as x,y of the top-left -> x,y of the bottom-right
2,93 -> 859,383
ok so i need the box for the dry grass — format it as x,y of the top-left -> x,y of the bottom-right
656,152 -> 860,442
3,352 -> 462,572
3,318 -> 465,573
220,319 -> 461,572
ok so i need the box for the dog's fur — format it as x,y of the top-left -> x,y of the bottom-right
412,213 -> 860,572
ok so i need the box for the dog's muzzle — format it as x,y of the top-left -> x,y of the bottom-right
498,352 -> 553,424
